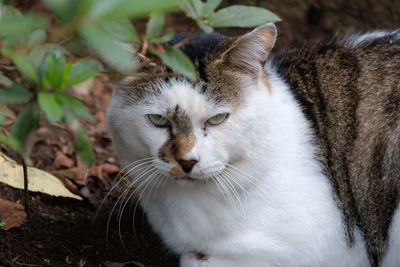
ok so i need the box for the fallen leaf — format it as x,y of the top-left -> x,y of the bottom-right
91,163 -> 120,179
95,111 -> 106,123
102,261 -> 145,267
0,152 -> 82,200
101,163 -> 120,175
51,159 -> 89,198
54,151 -> 74,169
71,77 -> 95,96
0,198 -> 27,230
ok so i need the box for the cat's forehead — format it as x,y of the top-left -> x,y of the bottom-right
146,79 -> 233,120
117,32 -> 246,109
118,74 -> 242,112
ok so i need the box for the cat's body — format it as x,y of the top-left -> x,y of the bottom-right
106,24 -> 400,266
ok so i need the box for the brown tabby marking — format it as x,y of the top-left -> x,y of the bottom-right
169,165 -> 183,177
158,105 -> 196,174
275,33 -> 400,266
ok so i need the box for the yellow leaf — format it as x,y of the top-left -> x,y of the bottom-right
0,153 -> 82,200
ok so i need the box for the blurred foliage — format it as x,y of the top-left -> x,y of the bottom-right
0,0 -> 279,167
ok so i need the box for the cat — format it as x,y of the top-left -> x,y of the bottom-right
106,23 -> 400,267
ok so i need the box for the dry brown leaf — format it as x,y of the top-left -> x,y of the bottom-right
95,111 -> 106,123
0,198 -> 27,230
54,151 -> 74,169
91,163 -> 120,179
71,77 -> 95,96
51,159 -> 89,198
101,163 -> 120,175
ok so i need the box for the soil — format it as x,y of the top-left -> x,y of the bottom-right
1,1 -> 399,267
0,74 -> 179,267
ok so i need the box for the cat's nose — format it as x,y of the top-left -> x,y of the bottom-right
177,159 -> 198,173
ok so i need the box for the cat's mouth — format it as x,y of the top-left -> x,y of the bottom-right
175,175 -> 197,182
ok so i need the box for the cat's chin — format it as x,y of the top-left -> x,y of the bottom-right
172,175 -> 211,184
175,176 -> 197,182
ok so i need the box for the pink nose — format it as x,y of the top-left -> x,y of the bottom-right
177,159 -> 198,173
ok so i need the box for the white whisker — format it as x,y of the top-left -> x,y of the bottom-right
118,167 -> 159,248
106,162 -> 155,244
96,157 -> 155,223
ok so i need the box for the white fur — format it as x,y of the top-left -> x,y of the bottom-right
382,204 -> 400,267
106,69 -> 376,266
344,30 -> 400,46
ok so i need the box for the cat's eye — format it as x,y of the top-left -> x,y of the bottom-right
207,113 -> 229,126
147,114 -> 170,127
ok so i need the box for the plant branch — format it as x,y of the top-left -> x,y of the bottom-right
22,157 -> 29,213
173,28 -> 200,49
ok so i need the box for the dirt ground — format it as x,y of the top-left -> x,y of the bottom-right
1,1 -> 399,267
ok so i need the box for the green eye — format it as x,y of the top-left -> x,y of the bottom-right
207,113 -> 229,126
147,114 -> 170,127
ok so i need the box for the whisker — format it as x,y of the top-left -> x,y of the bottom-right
214,172 -> 235,207
141,172 -> 164,225
131,171 -> 162,234
116,161 -> 157,218
118,167 -> 159,248
220,169 -> 249,196
217,172 -> 241,210
225,164 -> 258,186
106,164 -> 154,245
143,172 -> 164,208
211,176 -> 225,200
95,157 -> 155,223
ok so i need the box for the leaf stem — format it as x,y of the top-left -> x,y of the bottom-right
173,28 -> 200,49
22,157 -> 29,213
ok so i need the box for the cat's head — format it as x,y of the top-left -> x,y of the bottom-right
106,23 -> 277,185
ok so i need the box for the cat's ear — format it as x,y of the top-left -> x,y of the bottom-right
220,23 -> 277,75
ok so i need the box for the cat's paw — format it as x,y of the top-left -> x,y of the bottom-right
180,251 -> 210,267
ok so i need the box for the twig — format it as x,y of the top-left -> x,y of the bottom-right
12,255 -> 41,267
140,40 -> 149,56
0,64 -> 17,71
22,158 -> 29,213
173,28 -> 200,49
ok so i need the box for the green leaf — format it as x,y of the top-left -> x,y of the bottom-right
0,72 -> 13,87
0,84 -> 32,104
0,102 -> 15,121
43,0 -> 80,22
150,28 -> 174,43
28,43 -> 69,69
11,54 -> 39,84
88,0 -> 181,20
181,0 -> 204,19
10,102 -> 40,148
37,92 -> 63,122
150,46 -> 196,81
101,18 -> 139,43
145,12 -> 165,40
79,25 -> 136,73
196,20 -> 213,33
74,125 -> 94,166
57,93 -> 92,120
0,14 -> 47,39
208,5 -> 281,27
26,29 -> 47,49
44,51 -> 68,90
204,0 -> 222,14
66,58 -> 101,87
0,133 -> 23,155
0,111 -> 5,126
